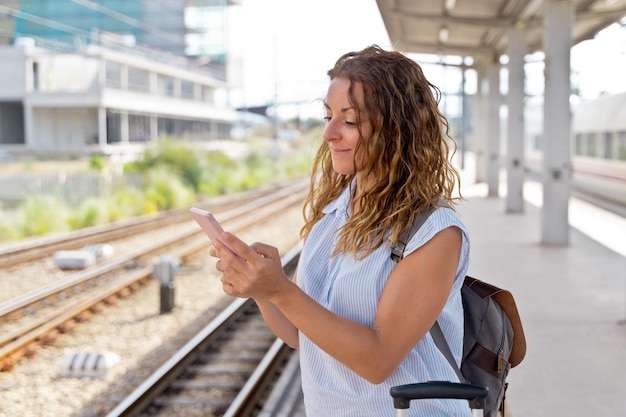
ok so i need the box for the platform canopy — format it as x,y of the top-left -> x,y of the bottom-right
375,0 -> 626,63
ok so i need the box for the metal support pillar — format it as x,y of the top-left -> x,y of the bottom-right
506,25 -> 527,213
150,113 -> 158,141
475,65 -> 488,183
458,66 -> 468,170
486,59 -> 501,197
542,0 -> 573,245
23,104 -> 33,148
120,111 -> 129,144
97,106 -> 107,146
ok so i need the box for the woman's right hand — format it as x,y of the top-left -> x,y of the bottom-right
213,233 -> 291,302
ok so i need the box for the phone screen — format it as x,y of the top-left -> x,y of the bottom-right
190,207 -> 245,260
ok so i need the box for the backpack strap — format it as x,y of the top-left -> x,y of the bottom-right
390,201 -> 465,382
430,321 -> 466,383
390,203 -> 449,263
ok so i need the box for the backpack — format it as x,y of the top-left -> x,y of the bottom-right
390,204 -> 526,417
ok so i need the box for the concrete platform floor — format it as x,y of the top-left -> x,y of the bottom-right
458,180 -> 626,417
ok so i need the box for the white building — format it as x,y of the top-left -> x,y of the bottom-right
0,41 -> 238,161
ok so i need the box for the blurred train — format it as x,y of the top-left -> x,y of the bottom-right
524,91 -> 626,206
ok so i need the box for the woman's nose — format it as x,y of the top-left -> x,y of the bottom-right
322,119 -> 339,142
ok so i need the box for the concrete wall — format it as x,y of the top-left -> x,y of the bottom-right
30,107 -> 98,151
36,54 -> 100,93
0,48 -> 26,99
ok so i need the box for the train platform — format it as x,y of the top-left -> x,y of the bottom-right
457,180 -> 626,416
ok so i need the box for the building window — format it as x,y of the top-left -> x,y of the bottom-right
617,131 -> 626,161
106,61 -> 121,89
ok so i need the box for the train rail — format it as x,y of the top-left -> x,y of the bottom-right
105,245 -> 301,417
0,180 -> 307,371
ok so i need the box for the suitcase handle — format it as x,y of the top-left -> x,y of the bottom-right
390,381 -> 488,410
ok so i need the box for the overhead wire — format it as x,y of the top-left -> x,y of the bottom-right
0,5 -> 89,39
0,0 -> 191,48
68,0 -> 186,47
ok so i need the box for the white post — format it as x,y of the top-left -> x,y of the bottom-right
23,104 -> 33,148
542,0 -> 572,245
506,24 -> 527,213
98,106 -> 107,146
150,113 -> 158,141
120,111 -> 129,144
475,64 -> 488,183
486,57 -> 500,197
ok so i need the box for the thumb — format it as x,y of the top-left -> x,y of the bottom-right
249,242 -> 279,259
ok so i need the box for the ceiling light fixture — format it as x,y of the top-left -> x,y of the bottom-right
445,0 -> 457,11
438,25 -> 450,43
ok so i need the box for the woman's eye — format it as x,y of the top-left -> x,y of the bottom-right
322,116 -> 356,127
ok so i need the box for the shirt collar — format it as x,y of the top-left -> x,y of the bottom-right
322,181 -> 353,218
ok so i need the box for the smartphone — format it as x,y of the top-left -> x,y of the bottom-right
189,207 -> 245,260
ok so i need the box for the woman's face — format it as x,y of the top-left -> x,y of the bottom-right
322,77 -> 372,177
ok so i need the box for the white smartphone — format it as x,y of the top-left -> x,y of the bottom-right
190,207 -> 245,260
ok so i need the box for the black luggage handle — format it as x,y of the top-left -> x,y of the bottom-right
390,381 -> 489,410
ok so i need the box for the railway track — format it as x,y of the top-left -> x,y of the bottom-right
105,244 -> 302,417
0,180 -> 307,371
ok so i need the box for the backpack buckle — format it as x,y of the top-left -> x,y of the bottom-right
390,241 -> 406,262
497,349 -> 505,374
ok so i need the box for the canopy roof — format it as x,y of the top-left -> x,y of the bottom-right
375,0 -> 626,64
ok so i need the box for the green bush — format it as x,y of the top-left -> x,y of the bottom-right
89,155 -> 107,170
284,149 -> 313,177
19,195 -> 69,237
143,167 -> 195,211
125,138 -> 207,192
198,167 -> 231,196
67,197 -> 110,229
106,187 -> 150,219
239,162 -> 274,190
0,215 -> 20,241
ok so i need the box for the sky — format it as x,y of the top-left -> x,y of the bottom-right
231,0 -> 626,118
570,22 -> 626,98
231,0 -> 392,116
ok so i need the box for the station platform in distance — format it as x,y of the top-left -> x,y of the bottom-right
457,179 -> 626,417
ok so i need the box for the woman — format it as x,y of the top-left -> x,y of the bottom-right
211,45 -> 470,416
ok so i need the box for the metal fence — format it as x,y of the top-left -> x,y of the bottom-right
0,172 -> 143,208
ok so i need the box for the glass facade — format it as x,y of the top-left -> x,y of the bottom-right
185,4 -> 227,62
15,0 -> 142,45
5,0 -> 231,73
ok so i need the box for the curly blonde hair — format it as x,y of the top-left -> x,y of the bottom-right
301,45 -> 461,259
